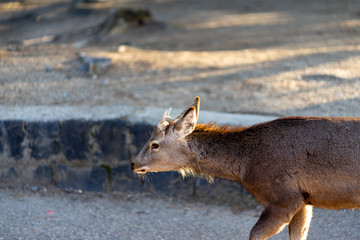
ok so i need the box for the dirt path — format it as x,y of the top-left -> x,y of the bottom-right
1,0 -> 360,116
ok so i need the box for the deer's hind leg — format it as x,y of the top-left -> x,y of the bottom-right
249,202 -> 302,240
288,205 -> 313,240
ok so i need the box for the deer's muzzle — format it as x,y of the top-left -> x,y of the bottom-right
131,162 -> 149,174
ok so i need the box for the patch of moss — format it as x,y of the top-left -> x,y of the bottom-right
100,164 -> 112,184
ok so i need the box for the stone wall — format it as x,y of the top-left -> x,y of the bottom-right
0,106 -> 277,196
0,118 -> 244,196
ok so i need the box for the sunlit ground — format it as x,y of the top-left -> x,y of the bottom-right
1,0 -> 360,116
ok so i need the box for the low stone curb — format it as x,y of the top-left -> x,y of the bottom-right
0,105 -> 277,195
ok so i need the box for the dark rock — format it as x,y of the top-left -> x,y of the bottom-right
77,53 -> 112,75
33,165 -> 52,184
45,65 -> 52,72
26,121 -> 60,160
143,172 -> 180,193
300,74 -> 344,82
53,164 -> 68,186
111,164 -> 143,192
0,167 -> 19,181
30,186 -> 39,192
4,121 -> 25,160
94,119 -> 128,160
54,165 -> 107,192
88,166 -> 107,192
0,122 -> 3,153
99,8 -> 152,32
82,0 -> 98,2
7,167 -> 18,179
143,172 -> 194,195
130,122 -> 154,154
59,120 -> 90,161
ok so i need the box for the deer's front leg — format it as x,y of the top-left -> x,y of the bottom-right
249,203 -> 302,240
288,205 -> 313,240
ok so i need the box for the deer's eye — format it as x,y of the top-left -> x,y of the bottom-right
151,142 -> 160,150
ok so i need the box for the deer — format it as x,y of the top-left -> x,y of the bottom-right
131,96 -> 360,240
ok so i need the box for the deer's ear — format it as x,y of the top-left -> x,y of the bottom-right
190,96 -> 200,121
174,96 -> 200,121
175,106 -> 197,137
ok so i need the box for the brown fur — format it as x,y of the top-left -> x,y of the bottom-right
194,123 -> 246,133
132,97 -> 360,240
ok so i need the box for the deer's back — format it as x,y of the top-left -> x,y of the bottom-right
239,117 -> 360,209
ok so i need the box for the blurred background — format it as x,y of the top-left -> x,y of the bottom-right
1,0 -> 360,116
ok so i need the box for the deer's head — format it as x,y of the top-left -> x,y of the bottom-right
131,97 -> 200,174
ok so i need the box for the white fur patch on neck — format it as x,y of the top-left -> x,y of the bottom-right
177,167 -> 214,183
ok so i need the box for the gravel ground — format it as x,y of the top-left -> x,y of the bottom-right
1,0 -> 360,116
0,188 -> 359,240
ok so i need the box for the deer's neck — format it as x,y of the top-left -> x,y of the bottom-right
186,125 -> 246,182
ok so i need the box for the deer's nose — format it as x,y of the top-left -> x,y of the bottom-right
131,162 -> 135,170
